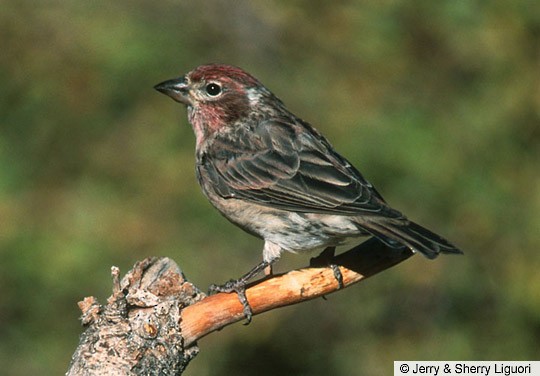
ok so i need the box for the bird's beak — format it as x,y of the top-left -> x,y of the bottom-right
154,76 -> 191,105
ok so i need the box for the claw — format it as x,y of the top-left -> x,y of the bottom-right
208,259 -> 273,324
329,264 -> 344,289
310,247 -> 344,289
209,280 -> 253,323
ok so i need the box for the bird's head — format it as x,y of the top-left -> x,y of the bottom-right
155,64 -> 274,145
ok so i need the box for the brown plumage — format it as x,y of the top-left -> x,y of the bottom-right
154,64 -> 462,319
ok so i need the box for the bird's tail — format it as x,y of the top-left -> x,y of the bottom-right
363,218 -> 463,259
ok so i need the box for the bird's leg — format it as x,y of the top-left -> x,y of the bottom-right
310,247 -> 344,289
208,259 -> 274,324
263,263 -> 273,276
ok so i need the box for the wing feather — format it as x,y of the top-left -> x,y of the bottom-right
200,119 -> 402,218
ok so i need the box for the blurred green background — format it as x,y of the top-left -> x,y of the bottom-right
1,0 -> 539,374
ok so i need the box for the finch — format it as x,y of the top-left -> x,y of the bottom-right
155,64 -> 462,320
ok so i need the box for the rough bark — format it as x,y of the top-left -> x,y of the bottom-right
66,238 -> 413,375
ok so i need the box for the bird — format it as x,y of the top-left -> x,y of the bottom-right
154,64 -> 462,321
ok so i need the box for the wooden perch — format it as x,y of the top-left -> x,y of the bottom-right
181,238 -> 413,346
66,238 -> 413,375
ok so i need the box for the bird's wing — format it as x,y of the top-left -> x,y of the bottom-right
201,119 -> 401,217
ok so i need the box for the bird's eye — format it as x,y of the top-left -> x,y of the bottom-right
205,83 -> 222,96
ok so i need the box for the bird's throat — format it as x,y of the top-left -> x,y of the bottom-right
188,106 -> 226,147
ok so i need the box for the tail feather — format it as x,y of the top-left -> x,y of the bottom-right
363,219 -> 463,259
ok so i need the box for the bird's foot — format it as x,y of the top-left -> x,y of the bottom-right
329,264 -> 344,289
208,279 -> 253,324
310,247 -> 344,289
208,260 -> 271,324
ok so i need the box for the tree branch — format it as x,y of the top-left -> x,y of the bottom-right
67,238 -> 413,375
181,237 -> 412,346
